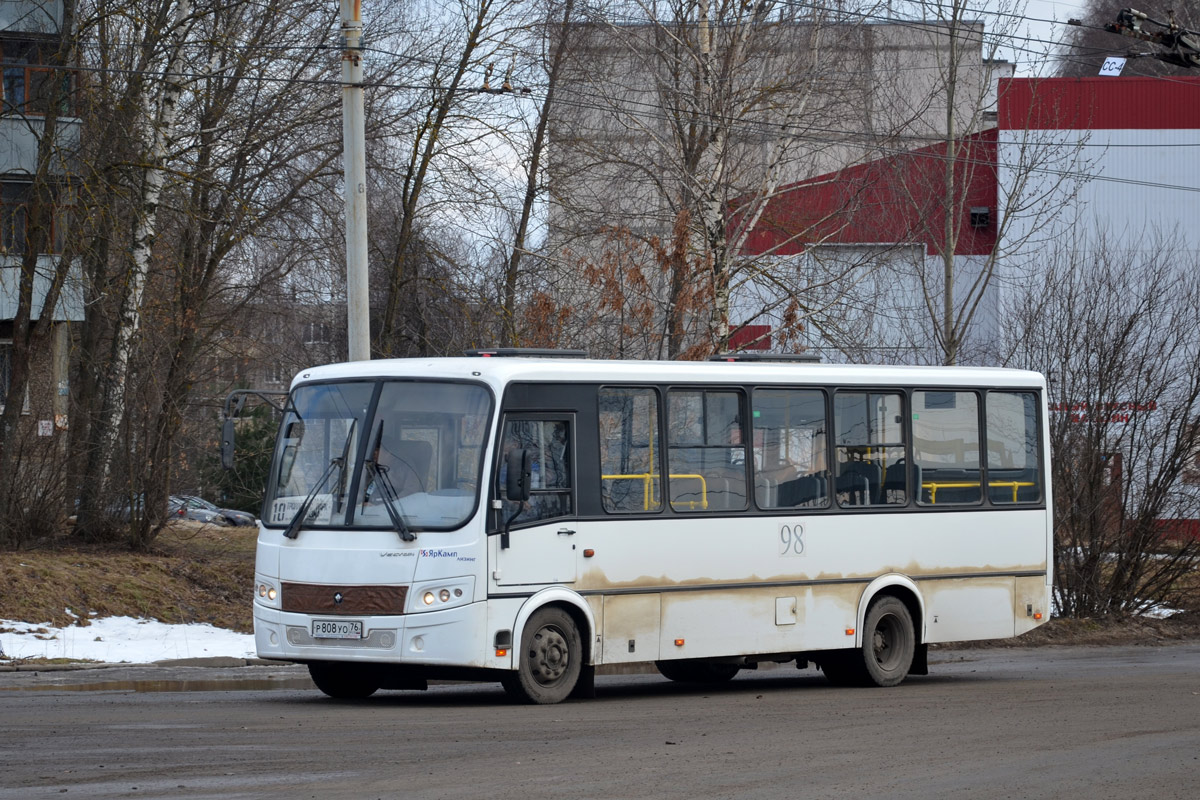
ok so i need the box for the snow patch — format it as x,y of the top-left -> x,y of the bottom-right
0,616 -> 255,663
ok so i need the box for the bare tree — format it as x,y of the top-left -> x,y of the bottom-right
848,1 -> 1089,366
79,0 -> 193,523
546,3 -> 1024,360
1005,235 -> 1200,617
373,0 -> 524,357
70,0 -> 368,547
498,0 -> 578,344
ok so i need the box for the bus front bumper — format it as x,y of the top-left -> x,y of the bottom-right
253,599 -> 502,669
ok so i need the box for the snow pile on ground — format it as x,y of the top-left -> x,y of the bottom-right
0,612 -> 255,663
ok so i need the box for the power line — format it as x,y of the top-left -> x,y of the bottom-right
9,6 -> 1200,201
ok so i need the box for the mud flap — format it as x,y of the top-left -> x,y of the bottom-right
910,643 -> 929,676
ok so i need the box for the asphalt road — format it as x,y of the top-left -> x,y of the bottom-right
1,645 -> 1198,800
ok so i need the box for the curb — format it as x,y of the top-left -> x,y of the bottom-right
0,657 -> 289,673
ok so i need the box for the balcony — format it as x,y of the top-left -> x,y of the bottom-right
0,2 -> 62,35
0,254 -> 83,322
0,114 -> 79,175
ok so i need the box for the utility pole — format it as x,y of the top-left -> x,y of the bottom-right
342,0 -> 370,361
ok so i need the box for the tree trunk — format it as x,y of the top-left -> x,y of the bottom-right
503,0 -> 576,345
75,0 -> 193,541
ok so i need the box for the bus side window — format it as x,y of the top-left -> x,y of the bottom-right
599,388 -> 663,513
833,392 -> 907,507
666,389 -> 748,512
498,418 -> 573,523
914,390 -> 982,506
752,388 -> 830,509
986,391 -> 1042,504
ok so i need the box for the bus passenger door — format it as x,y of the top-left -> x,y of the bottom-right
493,415 -> 578,587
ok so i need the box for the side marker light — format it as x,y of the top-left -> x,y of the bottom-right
1033,612 -> 1043,620
674,638 -> 685,647
495,648 -> 508,657
583,549 -> 595,558
845,628 -> 855,636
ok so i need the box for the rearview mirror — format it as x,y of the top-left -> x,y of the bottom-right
220,418 -> 236,470
505,448 -> 532,502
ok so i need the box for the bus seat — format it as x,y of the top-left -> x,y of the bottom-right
777,473 -> 826,507
756,465 -> 798,507
881,460 -> 914,504
707,468 -> 749,511
835,473 -> 871,506
383,439 -> 433,496
839,461 -> 881,505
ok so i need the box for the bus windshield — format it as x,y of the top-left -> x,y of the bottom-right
264,380 -> 492,531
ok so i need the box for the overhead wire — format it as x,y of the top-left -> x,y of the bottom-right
6,3 -> 1200,202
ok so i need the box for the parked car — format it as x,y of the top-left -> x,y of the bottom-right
168,495 -> 228,525
171,495 -> 257,527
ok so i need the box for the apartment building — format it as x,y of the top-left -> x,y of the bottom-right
542,15 -> 1006,357
0,0 -> 81,432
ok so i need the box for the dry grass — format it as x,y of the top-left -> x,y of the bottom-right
998,611 -> 1200,647
2,522 -> 1198,646
0,521 -> 255,632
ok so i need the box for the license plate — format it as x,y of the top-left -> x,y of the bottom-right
311,619 -> 363,639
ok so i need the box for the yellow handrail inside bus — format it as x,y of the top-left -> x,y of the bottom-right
922,480 -> 1037,504
601,473 -> 709,510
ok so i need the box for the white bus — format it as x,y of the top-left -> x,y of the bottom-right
245,351 -> 1051,703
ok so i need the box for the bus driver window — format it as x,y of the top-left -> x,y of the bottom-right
498,418 -> 573,524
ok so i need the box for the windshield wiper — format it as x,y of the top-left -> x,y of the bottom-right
365,461 -> 416,541
365,424 -> 416,542
283,419 -> 356,540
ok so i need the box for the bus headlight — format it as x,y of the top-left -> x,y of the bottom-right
255,576 -> 280,608
409,577 -> 474,613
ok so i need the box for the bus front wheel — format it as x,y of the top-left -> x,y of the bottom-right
308,661 -> 380,699
502,607 -> 582,704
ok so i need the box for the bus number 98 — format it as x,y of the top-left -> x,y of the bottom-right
779,523 -> 805,557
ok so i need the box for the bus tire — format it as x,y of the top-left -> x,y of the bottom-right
655,659 -> 740,683
308,661 -> 380,699
502,607 -> 582,704
861,596 -> 916,687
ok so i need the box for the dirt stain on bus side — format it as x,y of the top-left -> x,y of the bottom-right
575,559 -> 1046,594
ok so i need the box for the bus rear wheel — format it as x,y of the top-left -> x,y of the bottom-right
821,597 -> 915,687
863,597 -> 916,686
308,661 -> 380,699
502,607 -> 582,705
655,659 -> 740,683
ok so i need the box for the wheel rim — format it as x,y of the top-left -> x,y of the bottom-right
528,624 -> 570,686
872,613 -> 903,671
